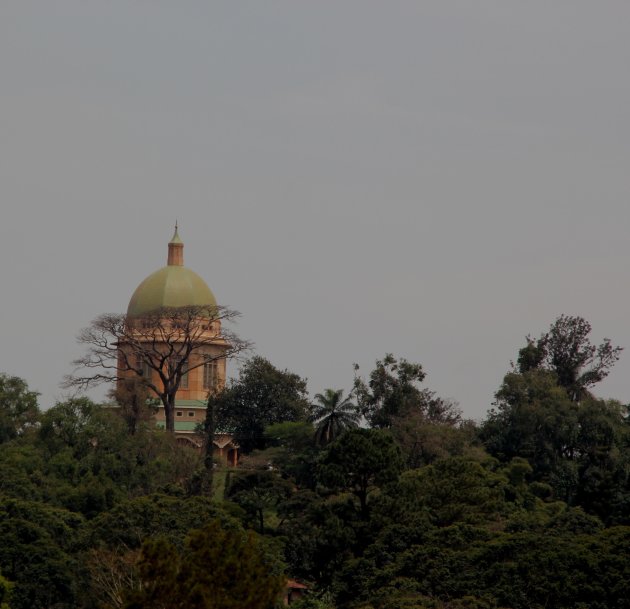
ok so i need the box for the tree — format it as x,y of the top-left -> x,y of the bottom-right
276,489 -> 356,587
390,412 -> 480,468
214,356 -> 310,452
64,305 -> 249,432
86,494 -> 233,551
0,374 -> 39,444
226,470 -> 293,533
0,498 -> 83,609
318,429 -> 404,519
392,458 -> 505,527
121,520 -> 285,609
38,397 -> 101,455
85,547 -> 141,609
482,316 -> 628,511
482,369 -> 578,477
483,368 -> 630,513
110,378 -> 157,435
0,571 -> 11,609
263,421 -> 321,489
31,398 -> 202,510
517,315 -> 622,402
572,398 -> 630,523
309,389 -> 360,446
194,392 -> 217,497
353,354 -> 460,429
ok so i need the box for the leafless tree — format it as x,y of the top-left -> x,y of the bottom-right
64,305 -> 250,432
85,546 -> 141,609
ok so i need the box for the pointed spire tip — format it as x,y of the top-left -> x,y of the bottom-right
170,221 -> 183,244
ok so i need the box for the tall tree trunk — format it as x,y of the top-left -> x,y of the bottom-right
129,392 -> 138,435
200,395 -> 216,495
164,394 -> 175,432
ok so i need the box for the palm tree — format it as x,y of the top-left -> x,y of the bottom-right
309,389 -> 360,446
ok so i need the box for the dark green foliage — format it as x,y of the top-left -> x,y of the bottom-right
482,326 -> 630,520
353,354 -> 460,429
122,520 -> 285,609
0,498 -> 83,609
483,316 -> 630,520
353,354 -> 426,428
86,494 -> 233,549
0,441 -> 47,501
226,470 -> 293,533
310,389 -> 360,445
483,369 -> 577,475
288,596 -> 335,609
0,570 -> 11,609
1,320 -> 630,609
264,421 -> 321,488
278,489 -> 359,587
213,356 -> 310,452
389,458 -> 506,527
352,593 -> 501,609
318,428 -> 404,518
338,524 -> 630,609
391,414 -> 480,468
0,374 -> 39,444
516,315 -> 622,402
33,399 -> 200,515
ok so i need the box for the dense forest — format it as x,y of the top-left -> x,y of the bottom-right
2,315 -> 630,609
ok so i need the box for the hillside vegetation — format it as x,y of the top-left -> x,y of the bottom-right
1,316 -> 630,609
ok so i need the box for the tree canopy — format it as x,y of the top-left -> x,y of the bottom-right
213,356 -> 310,451
353,354 -> 460,429
122,521 -> 285,609
482,315 -> 630,518
309,389 -> 360,446
318,428 -> 404,518
2,315 -> 630,609
516,314 -> 622,401
0,374 -> 39,444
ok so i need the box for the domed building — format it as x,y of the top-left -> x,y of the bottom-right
119,226 -> 238,464
127,228 -> 218,317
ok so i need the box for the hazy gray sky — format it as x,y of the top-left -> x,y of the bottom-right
2,1 -> 630,419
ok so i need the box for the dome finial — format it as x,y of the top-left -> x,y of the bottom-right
170,221 -> 182,245
167,223 -> 184,265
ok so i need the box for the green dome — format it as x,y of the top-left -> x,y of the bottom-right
127,265 -> 217,317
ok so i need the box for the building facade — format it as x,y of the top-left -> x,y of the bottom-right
120,226 -> 238,464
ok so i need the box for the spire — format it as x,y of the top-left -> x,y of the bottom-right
167,222 -> 184,266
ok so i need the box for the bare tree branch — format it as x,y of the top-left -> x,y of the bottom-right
64,305 -> 251,432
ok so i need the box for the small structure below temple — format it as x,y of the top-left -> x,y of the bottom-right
283,580 -> 308,605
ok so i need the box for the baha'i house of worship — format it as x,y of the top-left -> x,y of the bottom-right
120,225 -> 239,465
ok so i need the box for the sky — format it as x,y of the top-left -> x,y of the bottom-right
1,1 -> 630,420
